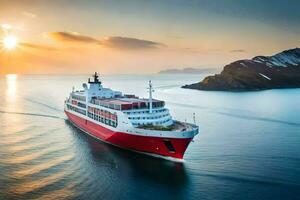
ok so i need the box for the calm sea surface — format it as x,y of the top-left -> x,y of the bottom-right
0,74 -> 300,200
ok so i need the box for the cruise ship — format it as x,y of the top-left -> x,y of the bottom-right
64,73 -> 199,159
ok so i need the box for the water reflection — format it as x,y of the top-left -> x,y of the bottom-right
5,74 -> 17,101
9,170 -> 73,195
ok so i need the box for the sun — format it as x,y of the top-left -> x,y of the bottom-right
3,35 -> 18,50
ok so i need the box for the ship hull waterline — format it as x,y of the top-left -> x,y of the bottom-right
65,111 -> 192,159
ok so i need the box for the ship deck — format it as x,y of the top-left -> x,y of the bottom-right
90,96 -> 165,111
137,121 -> 195,132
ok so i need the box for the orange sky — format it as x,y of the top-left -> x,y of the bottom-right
0,0 -> 299,74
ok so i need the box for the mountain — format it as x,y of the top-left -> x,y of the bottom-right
182,48 -> 300,91
158,67 -> 218,74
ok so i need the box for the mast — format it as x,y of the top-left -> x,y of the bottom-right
148,80 -> 154,113
193,112 -> 196,124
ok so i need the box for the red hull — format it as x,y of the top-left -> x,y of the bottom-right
65,111 -> 192,159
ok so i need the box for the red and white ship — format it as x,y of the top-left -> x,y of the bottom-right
64,73 -> 199,159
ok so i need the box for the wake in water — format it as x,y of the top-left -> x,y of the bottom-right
214,111 -> 300,127
25,98 -> 63,112
168,102 -> 300,127
0,110 -> 65,119
0,97 -> 66,119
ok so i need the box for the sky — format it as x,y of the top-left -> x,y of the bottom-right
0,0 -> 299,74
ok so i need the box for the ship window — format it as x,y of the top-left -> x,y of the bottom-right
164,140 -> 176,153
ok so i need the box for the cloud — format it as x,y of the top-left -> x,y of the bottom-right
1,24 -> 12,34
20,42 -> 58,51
22,11 -> 37,18
101,36 -> 163,49
46,32 -> 100,44
230,49 -> 246,53
46,31 -> 163,49
1,23 -> 25,32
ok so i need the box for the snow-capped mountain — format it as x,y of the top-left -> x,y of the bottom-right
253,48 -> 300,67
182,48 -> 300,91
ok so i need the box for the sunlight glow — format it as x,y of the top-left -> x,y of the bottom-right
3,35 -> 18,50
1,23 -> 12,30
6,74 -> 18,101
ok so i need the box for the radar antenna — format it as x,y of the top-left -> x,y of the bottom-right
89,72 -> 101,84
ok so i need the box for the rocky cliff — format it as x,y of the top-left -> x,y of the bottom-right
182,48 -> 300,91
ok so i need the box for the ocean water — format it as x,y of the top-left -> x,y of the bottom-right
0,74 -> 300,200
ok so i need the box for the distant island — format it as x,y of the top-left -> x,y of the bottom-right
182,48 -> 300,91
158,67 -> 218,74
